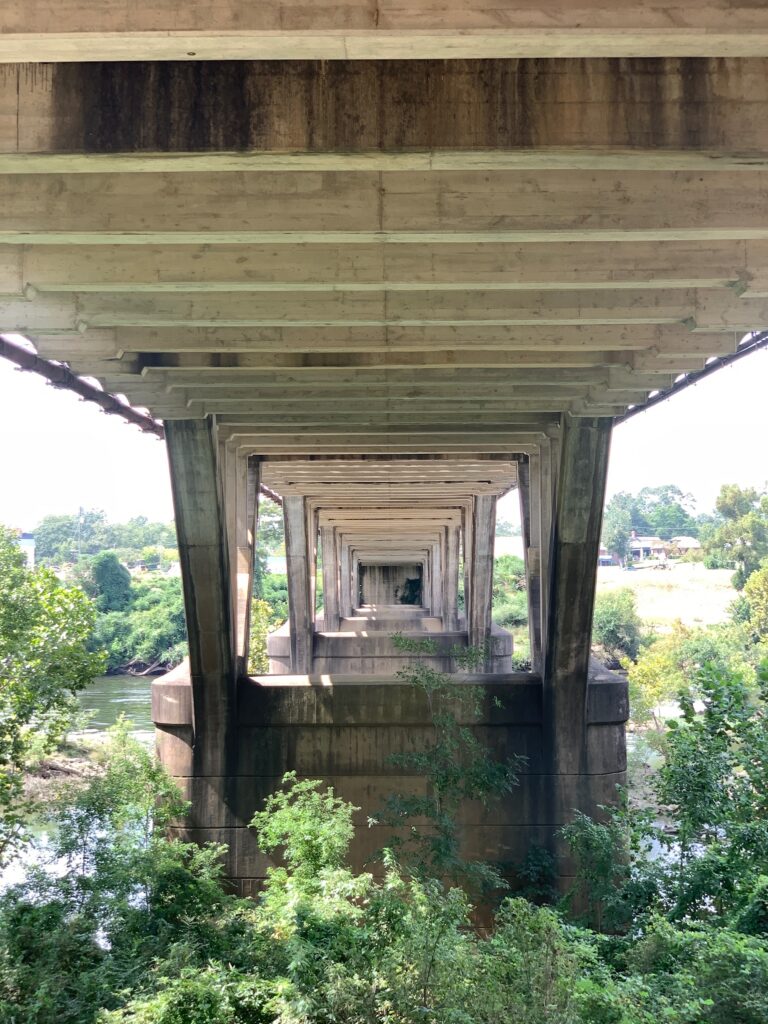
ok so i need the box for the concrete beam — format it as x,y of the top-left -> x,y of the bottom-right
3,170 -> 768,238
4,62 -> 768,147
3,6 -> 768,62
14,240 -> 749,293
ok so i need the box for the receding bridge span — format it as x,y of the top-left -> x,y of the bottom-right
3,5 -> 768,892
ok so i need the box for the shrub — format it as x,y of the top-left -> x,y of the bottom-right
247,598 -> 273,674
493,590 -> 529,627
744,563 -> 768,638
592,587 -> 643,663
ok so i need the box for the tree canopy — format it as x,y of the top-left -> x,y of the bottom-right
602,486 -> 700,559
0,526 -> 103,864
702,484 -> 768,588
34,510 -> 177,567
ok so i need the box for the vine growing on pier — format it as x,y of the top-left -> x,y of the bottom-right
372,634 -> 523,892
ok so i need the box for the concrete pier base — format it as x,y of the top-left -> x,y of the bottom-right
267,604 -> 514,674
153,658 -> 627,895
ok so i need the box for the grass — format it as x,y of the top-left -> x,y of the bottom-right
596,562 -> 736,631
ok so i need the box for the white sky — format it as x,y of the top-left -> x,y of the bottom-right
1,343 -> 767,530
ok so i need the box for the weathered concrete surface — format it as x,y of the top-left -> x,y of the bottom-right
266,617 -> 514,674
153,663 -> 627,893
4,59 -> 768,160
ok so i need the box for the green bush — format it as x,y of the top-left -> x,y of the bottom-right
3,717 -> 768,1023
493,590 -> 528,627
592,587 -> 644,662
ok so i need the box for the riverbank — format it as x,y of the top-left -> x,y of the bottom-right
23,737 -> 104,807
22,674 -> 156,809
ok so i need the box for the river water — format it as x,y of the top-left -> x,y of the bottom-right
77,673 -> 154,740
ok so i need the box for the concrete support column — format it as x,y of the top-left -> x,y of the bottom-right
544,416 -> 613,773
340,541 -> 353,617
320,525 -> 340,631
284,495 -> 313,673
443,525 -> 460,631
461,507 -> 472,628
235,455 -> 260,674
430,540 -> 442,617
519,457 -> 543,671
164,418 -> 236,789
539,436 -> 557,655
467,493 -> 496,652
219,441 -> 238,633
307,504 -> 319,626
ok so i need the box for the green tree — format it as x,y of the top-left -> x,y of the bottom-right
34,508 -> 107,564
257,497 -> 284,554
91,551 -> 132,612
0,526 -> 103,864
247,598 -> 273,674
92,576 -> 187,672
492,553 -> 528,628
602,497 -> 633,564
495,516 -> 520,537
703,484 -> 768,588
637,485 -> 698,540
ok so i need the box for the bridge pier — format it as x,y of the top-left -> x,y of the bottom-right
152,418 -> 626,895
156,419 -> 238,857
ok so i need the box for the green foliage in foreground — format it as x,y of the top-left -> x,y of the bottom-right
565,661 -> 768,939
2,723 -> 768,1024
0,526 -> 103,866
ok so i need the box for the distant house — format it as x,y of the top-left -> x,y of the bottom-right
670,535 -> 701,553
598,544 -> 620,566
629,530 -> 668,561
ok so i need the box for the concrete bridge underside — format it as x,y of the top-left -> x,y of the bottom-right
4,5 -> 768,891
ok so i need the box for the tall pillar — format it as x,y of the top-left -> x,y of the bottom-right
539,435 -> 557,655
163,418 -> 236,801
518,457 -> 543,671
307,504 -> 319,625
443,525 -> 460,630
430,540 -> 442,617
461,506 -> 473,627
543,416 -> 613,773
340,541 -> 353,617
219,441 -> 238,631
284,495 -> 313,673
235,455 -> 260,674
320,525 -> 340,631
467,494 -> 496,652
